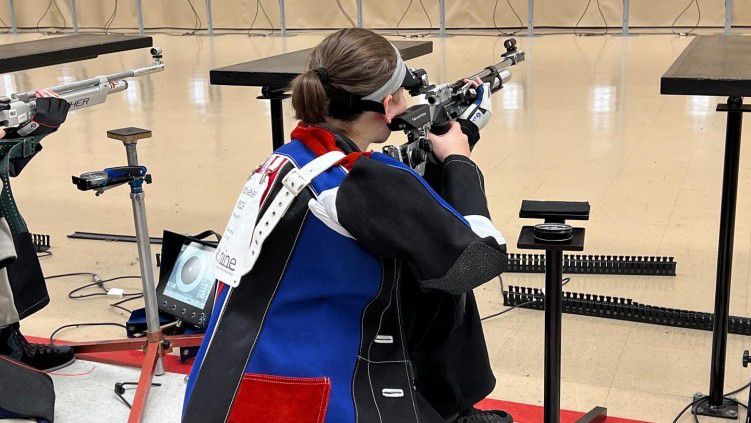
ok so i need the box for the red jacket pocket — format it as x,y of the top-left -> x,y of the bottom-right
227,373 -> 331,423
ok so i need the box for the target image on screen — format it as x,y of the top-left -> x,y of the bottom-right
162,242 -> 216,309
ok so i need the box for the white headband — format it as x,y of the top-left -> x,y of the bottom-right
362,45 -> 406,102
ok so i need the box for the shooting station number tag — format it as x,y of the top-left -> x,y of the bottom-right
215,156 -> 286,287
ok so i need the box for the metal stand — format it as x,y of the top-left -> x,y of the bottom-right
544,248 -> 564,422
67,128 -> 202,423
357,0 -> 363,28
259,87 -> 290,150
744,351 -> 751,423
528,0 -> 534,37
137,0 -> 144,35
695,96 -> 750,419
726,0 -> 733,35
71,0 -> 79,34
279,0 -> 286,37
517,200 -> 606,423
206,0 -> 214,35
8,0 -> 16,34
439,0 -> 445,37
622,0 -> 629,36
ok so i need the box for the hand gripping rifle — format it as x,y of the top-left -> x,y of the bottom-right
0,47 -> 165,128
384,38 -> 525,175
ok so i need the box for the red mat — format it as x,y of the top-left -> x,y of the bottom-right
476,399 -> 650,423
33,336 -> 650,423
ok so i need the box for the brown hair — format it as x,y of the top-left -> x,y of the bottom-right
291,28 -> 397,125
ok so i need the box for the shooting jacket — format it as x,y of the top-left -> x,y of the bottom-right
0,135 -> 50,319
183,124 -> 508,423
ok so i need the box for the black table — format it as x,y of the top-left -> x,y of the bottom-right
0,34 -> 153,74
210,40 -> 433,149
662,35 -> 751,420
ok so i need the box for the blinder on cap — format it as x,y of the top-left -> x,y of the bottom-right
327,44 -> 419,117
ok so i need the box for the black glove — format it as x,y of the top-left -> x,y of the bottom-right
9,97 -> 70,138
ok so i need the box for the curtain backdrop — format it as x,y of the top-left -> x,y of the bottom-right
0,0 -> 742,32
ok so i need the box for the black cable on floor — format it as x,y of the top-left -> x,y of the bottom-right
104,0 -> 118,34
45,272 -> 96,280
36,0 -> 67,35
395,0 -> 433,38
574,0 -> 608,36
481,277 -> 571,321
48,322 -> 128,346
336,0 -> 356,28
67,275 -> 141,300
673,382 -> 751,423
185,0 -> 202,35
110,294 -> 144,314
493,0 -> 524,36
247,0 -> 274,37
727,382 -> 751,397
671,0 -> 701,36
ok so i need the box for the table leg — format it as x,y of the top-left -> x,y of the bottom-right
270,97 -> 284,150
544,249 -> 563,423
700,96 -> 744,419
259,88 -> 291,150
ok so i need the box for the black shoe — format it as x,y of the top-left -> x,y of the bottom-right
455,407 -> 513,423
0,323 -> 75,371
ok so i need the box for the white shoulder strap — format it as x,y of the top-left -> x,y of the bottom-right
234,151 -> 345,286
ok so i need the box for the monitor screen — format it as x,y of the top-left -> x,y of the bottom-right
162,242 -> 216,310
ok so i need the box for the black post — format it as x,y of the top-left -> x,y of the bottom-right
709,96 -> 744,408
269,97 -> 284,150
260,86 -> 289,150
544,249 -> 563,423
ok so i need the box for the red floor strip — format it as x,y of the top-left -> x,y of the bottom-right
32,336 -> 650,422
476,399 -> 650,423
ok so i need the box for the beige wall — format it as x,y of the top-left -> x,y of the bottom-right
0,0 -> 744,31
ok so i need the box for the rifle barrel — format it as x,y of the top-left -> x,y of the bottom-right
11,63 -> 164,102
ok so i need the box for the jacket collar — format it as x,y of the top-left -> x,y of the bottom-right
290,122 -> 370,170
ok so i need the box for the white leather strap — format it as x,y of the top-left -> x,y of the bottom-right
243,151 -> 345,277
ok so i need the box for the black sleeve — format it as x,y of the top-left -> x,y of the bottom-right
441,154 -> 490,218
336,157 -> 507,295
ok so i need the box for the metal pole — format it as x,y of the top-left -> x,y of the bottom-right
137,0 -> 144,35
357,0 -> 363,28
439,0 -> 445,37
126,143 -> 163,376
725,0 -> 733,35
206,0 -> 213,35
708,96 -> 744,408
71,0 -> 78,34
279,0 -> 286,37
544,249 -> 563,423
9,0 -> 16,34
528,0 -> 534,36
622,0 -> 629,36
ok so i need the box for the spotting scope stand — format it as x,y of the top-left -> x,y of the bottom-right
65,127 -> 203,423
517,200 -> 607,423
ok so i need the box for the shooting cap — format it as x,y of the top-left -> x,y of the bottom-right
328,44 -> 420,116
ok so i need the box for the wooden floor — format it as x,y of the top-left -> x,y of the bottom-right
6,29 -> 751,422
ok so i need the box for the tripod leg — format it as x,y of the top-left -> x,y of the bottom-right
130,190 -> 164,376
127,341 -> 161,423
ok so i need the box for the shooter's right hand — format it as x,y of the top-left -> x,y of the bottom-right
429,121 -> 471,162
